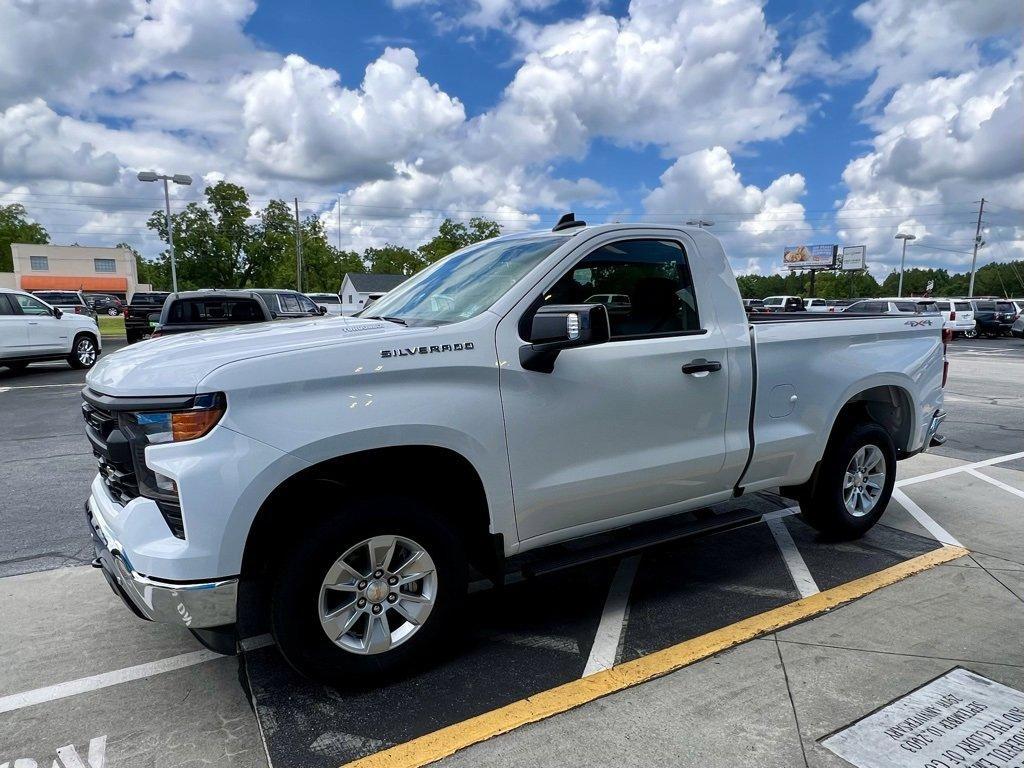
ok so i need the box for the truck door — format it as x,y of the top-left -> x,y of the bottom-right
496,235 -> 732,543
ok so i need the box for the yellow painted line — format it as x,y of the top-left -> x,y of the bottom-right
343,545 -> 969,768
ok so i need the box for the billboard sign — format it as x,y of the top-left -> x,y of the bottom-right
841,245 -> 866,271
783,244 -> 837,269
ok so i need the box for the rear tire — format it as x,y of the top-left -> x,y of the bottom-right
800,422 -> 896,539
964,328 -> 977,339
67,334 -> 99,369
271,493 -> 467,687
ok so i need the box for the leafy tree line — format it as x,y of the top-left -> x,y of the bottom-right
1,198 -> 1021,298
736,262 -> 1024,300
137,182 -> 502,292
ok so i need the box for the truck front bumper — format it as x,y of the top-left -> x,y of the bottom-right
86,499 -> 238,629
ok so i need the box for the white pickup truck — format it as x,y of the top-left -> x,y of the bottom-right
82,220 -> 947,684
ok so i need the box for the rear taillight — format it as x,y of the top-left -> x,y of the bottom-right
941,328 -> 952,387
123,307 -> 129,318
949,310 -> 956,320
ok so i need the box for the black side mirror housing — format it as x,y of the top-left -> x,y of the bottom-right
520,303 -> 610,373
52,307 -> 63,319
318,305 -> 328,315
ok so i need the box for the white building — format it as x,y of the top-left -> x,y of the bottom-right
339,273 -> 407,314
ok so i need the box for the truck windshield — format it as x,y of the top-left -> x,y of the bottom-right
357,234 -> 567,326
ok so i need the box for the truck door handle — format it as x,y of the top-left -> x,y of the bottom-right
681,359 -> 722,375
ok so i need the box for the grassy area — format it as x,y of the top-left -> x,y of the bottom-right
97,315 -> 126,337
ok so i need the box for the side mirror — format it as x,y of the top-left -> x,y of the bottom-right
519,303 -> 610,373
52,307 -> 63,319
318,305 -> 328,315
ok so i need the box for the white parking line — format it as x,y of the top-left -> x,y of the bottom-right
0,382 -> 85,392
965,468 -> 1024,501
891,488 -> 963,548
766,517 -> 819,598
896,450 -> 1024,488
0,648 -> 224,714
0,635 -> 275,714
582,554 -> 641,677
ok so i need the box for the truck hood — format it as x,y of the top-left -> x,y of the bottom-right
87,316 -> 406,396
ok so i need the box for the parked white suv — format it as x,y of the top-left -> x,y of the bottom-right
932,299 -> 976,337
0,288 -> 102,372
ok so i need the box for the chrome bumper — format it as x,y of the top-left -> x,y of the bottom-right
86,501 -> 238,629
924,408 -> 947,450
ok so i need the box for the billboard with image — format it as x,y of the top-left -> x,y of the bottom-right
783,244 -> 837,268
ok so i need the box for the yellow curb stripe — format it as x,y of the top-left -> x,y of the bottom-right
344,545 -> 969,768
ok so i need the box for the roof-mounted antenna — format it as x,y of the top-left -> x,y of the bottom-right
552,212 -> 586,232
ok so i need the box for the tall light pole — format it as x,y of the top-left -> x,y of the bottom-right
968,198 -> 986,298
894,233 -> 916,297
686,219 -> 714,229
138,171 -> 192,293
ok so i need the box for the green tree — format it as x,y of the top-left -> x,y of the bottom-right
147,181 -> 253,290
364,244 -> 425,275
0,203 -> 49,272
417,217 -> 502,264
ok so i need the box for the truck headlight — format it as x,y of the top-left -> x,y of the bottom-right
123,393 -> 225,444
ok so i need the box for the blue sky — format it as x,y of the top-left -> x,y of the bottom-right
0,0 -> 1020,276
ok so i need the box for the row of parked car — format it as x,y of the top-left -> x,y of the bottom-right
743,295 -> 1024,338
0,286 -> 358,373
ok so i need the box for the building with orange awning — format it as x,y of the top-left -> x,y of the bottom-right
2,244 -> 151,300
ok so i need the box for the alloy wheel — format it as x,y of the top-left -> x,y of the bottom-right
843,444 -> 885,517
76,339 -> 97,367
318,534 -> 437,655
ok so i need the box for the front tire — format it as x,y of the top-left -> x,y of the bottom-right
964,328 -> 977,339
107,307 -> 119,316
67,334 -> 99,369
800,422 -> 896,539
271,494 -> 467,687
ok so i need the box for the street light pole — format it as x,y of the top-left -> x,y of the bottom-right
968,198 -> 986,298
162,177 -> 178,294
137,171 -> 192,294
895,233 -> 916,297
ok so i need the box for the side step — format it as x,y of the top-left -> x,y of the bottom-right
515,507 -> 764,579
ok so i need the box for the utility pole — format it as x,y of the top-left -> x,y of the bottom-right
968,198 -> 985,298
337,196 -> 342,250
294,197 -> 303,293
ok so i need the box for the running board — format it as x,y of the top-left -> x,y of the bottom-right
516,507 -> 763,579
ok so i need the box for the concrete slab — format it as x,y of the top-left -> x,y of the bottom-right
0,656 -> 266,768
437,638 -> 807,768
978,464 -> 1024,494
0,565 -> 198,696
990,569 -> 1024,602
777,563 -> 1024,669
776,641 -> 1024,768
887,471 -> 1024,566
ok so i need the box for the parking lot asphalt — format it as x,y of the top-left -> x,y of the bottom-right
1,335 -> 1022,767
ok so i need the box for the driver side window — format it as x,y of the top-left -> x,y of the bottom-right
540,239 -> 700,338
14,294 -> 51,316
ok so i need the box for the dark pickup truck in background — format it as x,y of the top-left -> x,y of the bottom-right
151,290 -> 274,337
124,292 -> 170,343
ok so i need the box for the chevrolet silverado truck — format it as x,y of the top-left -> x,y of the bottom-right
82,219 -> 947,685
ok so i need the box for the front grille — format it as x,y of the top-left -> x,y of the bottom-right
83,402 -> 140,505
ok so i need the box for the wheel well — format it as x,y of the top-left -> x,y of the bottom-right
780,384 -> 912,502
836,385 -> 913,456
241,446 -> 495,587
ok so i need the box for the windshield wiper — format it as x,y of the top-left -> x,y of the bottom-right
365,315 -> 407,326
